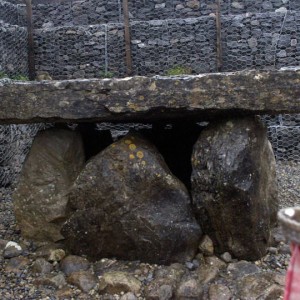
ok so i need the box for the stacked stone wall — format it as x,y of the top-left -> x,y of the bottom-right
32,0 -> 299,28
34,11 -> 300,79
0,0 -> 28,76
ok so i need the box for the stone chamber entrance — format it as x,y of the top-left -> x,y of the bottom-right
0,0 -> 300,299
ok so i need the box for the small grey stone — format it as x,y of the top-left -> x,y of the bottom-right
231,2 -> 244,9
278,244 -> 291,255
267,247 -> 278,254
32,258 -> 53,274
248,37 -> 258,48
275,7 -> 287,13
67,270 -> 97,293
5,256 -> 30,274
48,249 -> 66,262
60,255 -> 90,276
120,293 -> 137,300
209,284 -> 232,300
35,273 -> 67,289
276,50 -> 287,58
3,246 -> 23,259
176,278 -> 203,299
291,39 -> 297,47
185,261 -> 195,270
199,235 -> 214,256
227,261 -> 260,279
220,252 -> 232,263
155,3 -> 166,9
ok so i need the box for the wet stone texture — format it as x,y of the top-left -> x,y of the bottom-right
191,117 -> 278,260
13,128 -> 85,243
61,132 -> 201,264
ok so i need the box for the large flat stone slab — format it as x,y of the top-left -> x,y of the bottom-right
0,70 -> 299,124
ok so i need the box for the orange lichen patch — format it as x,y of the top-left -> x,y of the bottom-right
136,151 -> 144,159
129,154 -> 135,159
191,157 -> 200,166
129,144 -> 137,151
138,95 -> 145,101
125,139 -> 132,145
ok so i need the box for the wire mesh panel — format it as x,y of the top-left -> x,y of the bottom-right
0,22 -> 28,77
107,23 -> 127,77
34,25 -> 108,79
262,115 -> 300,162
0,123 -> 49,187
221,13 -> 284,72
32,0 -> 121,28
0,0 -> 24,26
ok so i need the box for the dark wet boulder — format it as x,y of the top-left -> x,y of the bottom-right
13,129 -> 85,242
62,132 -> 201,264
191,117 -> 278,260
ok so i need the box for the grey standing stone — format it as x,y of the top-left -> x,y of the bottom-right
191,117 -> 278,260
13,129 -> 85,242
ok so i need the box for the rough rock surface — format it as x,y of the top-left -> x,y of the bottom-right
62,132 -> 201,264
13,129 -> 85,242
0,70 -> 299,124
191,117 -> 278,260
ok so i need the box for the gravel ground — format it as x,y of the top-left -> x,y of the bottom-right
276,161 -> 300,208
0,161 -> 299,299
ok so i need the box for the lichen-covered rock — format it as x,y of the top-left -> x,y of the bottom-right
191,117 -> 278,260
13,129 -> 85,242
62,132 -> 201,264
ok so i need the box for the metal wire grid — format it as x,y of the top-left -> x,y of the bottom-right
261,115 -> 300,161
0,124 -> 47,186
30,0 -> 300,28
32,0 -> 122,28
0,0 -> 24,26
221,11 -> 300,72
130,17 -> 217,76
0,22 -> 29,77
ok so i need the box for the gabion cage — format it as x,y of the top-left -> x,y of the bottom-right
0,0 -> 300,188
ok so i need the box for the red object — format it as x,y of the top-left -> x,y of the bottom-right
284,244 -> 300,300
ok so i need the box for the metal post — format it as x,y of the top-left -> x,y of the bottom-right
216,0 -> 223,72
122,0 -> 133,76
24,0 -> 36,80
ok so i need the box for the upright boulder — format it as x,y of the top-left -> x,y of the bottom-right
191,117 -> 278,260
62,132 -> 201,264
13,128 -> 85,242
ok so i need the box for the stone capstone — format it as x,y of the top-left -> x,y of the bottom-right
13,129 -> 85,242
0,70 -> 300,124
191,117 -> 278,260
61,132 -> 201,264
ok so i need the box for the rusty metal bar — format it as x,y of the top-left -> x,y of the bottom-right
122,0 -> 133,76
24,0 -> 36,80
216,0 -> 223,72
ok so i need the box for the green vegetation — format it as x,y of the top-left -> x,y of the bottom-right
0,72 -> 29,81
0,71 -> 8,79
165,65 -> 193,76
98,70 -> 115,78
10,74 -> 29,81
